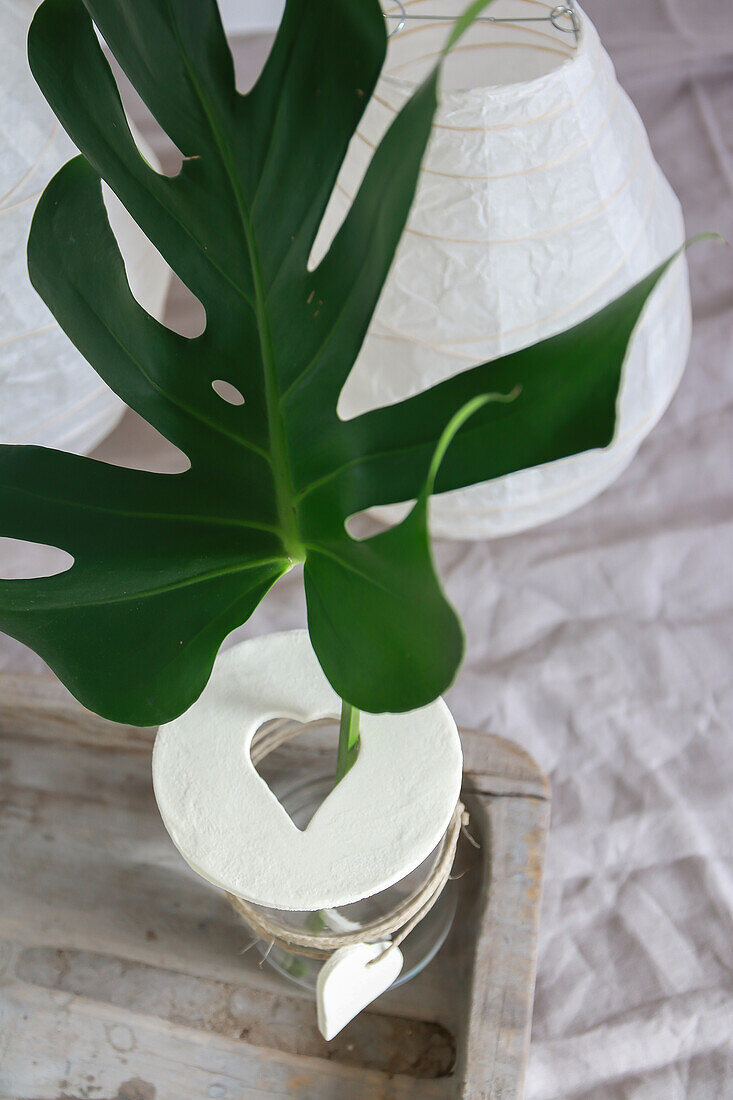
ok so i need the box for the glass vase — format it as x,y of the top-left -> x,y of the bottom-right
238,718 -> 458,992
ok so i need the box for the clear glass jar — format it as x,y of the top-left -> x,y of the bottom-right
240,718 -> 458,992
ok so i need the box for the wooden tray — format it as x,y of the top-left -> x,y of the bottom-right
0,673 -> 549,1099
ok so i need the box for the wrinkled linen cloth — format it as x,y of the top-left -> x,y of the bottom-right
0,3 -> 731,1097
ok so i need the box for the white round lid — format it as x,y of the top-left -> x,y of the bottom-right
152,630 -> 463,911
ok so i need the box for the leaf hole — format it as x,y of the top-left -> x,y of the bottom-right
251,716 -> 358,832
0,539 -> 74,580
94,50 -> 205,336
103,182 -> 173,324
91,410 -> 191,474
164,272 -> 207,338
101,45 -> 185,177
344,510 -> 396,542
229,22 -> 282,94
212,379 -> 245,406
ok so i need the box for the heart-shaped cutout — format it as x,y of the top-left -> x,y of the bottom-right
153,630 -> 462,911
317,942 -> 404,1041
251,718 -> 357,832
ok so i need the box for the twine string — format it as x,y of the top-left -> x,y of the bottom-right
228,720 -> 472,962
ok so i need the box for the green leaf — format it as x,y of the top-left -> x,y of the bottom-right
0,0 -> 683,723
306,392 -> 518,713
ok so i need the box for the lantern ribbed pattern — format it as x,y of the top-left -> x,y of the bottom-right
314,1 -> 691,539
0,1 -> 170,454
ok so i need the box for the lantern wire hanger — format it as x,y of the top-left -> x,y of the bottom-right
384,1 -> 581,42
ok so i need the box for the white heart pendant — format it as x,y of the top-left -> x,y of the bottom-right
317,942 -> 404,1041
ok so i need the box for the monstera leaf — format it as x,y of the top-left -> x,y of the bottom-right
0,0 -> 679,724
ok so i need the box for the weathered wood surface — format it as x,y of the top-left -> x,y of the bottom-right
0,673 -> 549,1098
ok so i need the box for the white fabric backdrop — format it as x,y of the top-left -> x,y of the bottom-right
0,3 -> 731,1096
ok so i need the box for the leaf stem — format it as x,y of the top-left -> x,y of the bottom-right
335,700 -> 360,785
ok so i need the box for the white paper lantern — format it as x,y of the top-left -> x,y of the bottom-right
316,0 -> 691,539
0,1 -> 170,455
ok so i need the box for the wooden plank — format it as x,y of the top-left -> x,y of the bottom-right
13,945 -> 455,1080
1,979 -> 447,1099
0,673 -> 549,1097
455,795 -> 551,1098
0,669 -> 155,751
